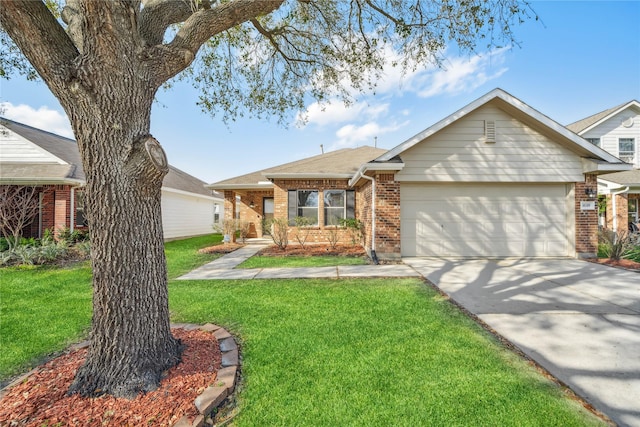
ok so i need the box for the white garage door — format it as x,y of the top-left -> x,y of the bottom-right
401,183 -> 572,257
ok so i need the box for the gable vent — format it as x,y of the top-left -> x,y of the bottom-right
484,120 -> 496,143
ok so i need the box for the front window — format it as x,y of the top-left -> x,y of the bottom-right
297,190 -> 318,225
619,138 -> 635,163
586,138 -> 601,147
324,190 -> 346,225
75,190 -> 88,227
630,199 -> 639,225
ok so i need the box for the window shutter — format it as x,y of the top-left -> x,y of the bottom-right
288,190 -> 297,225
346,190 -> 355,219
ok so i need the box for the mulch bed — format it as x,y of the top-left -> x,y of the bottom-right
198,243 -> 245,254
587,258 -> 640,271
259,243 -> 367,257
0,328 -> 222,427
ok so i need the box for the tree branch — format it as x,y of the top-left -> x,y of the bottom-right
0,0 -> 78,93
139,0 -> 194,46
149,0 -> 285,83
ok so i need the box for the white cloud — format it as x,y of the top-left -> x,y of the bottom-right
413,48 -> 509,98
332,119 -> 408,149
1,102 -> 73,138
298,100 -> 389,128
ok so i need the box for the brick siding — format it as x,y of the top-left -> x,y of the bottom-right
575,175 -> 598,257
374,173 -> 401,257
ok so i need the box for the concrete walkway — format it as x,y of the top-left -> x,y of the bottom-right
404,257 -> 640,427
177,243 -> 420,280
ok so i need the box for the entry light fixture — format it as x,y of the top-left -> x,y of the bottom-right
249,199 -> 255,208
584,187 -> 597,199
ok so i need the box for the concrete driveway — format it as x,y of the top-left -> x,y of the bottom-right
404,257 -> 640,427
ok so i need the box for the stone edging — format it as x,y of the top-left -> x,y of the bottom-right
0,323 -> 239,427
171,323 -> 240,427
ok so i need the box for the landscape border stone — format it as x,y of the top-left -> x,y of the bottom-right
172,323 -> 240,427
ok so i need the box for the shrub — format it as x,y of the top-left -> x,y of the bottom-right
598,229 -> 634,260
293,216 -> 314,249
238,220 -> 252,243
267,218 -> 289,250
326,227 -> 340,250
339,218 -> 363,246
0,237 -> 9,252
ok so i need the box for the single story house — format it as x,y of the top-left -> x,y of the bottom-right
566,100 -> 640,233
209,88 -> 632,259
0,118 -> 223,240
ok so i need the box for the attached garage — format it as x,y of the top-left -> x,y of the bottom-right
400,183 -> 573,257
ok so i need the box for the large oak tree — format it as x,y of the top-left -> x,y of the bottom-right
0,0 -> 533,398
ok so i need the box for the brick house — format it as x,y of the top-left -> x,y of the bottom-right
210,89 -> 632,260
0,119 -> 224,240
566,100 -> 640,234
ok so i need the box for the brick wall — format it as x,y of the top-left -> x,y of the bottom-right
575,175 -> 598,257
605,193 -> 629,234
374,173 -> 401,257
356,180 -> 373,250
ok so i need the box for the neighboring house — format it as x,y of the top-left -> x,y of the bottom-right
0,118 -> 223,240
209,88 -> 631,259
567,100 -> 640,233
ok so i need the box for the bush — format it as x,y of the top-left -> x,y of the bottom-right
0,238 -> 9,252
598,229 -> 634,260
293,216 -> 314,249
339,218 -> 363,246
56,227 -> 89,244
266,218 -> 289,250
326,227 -> 340,250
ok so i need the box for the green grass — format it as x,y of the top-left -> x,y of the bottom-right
1,234 -> 604,425
238,254 -> 367,269
165,234 -> 223,278
0,262 -> 93,379
170,279 -> 603,426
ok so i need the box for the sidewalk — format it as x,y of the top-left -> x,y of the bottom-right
177,243 -> 420,280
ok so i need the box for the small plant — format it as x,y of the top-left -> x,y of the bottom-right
267,218 -> 289,250
339,218 -> 363,246
326,227 -> 340,250
238,220 -> 252,243
216,219 -> 240,243
598,229 -> 634,260
293,216 -> 314,249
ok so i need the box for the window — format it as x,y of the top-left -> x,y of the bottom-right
288,190 -> 318,225
213,204 -> 220,225
75,190 -> 88,227
586,138 -> 600,147
619,138 -> 635,163
324,190 -> 356,225
630,199 -> 639,225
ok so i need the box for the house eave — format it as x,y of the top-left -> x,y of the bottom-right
0,177 -> 85,186
206,182 -> 274,191
581,158 -> 634,174
348,162 -> 405,187
577,100 -> 640,135
161,186 -> 222,201
263,173 -> 354,180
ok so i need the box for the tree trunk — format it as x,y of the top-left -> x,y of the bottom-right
64,66 -> 182,399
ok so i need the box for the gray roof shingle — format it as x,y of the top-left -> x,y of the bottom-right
1,118 -> 217,198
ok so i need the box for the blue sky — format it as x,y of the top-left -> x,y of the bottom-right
1,1 -> 639,184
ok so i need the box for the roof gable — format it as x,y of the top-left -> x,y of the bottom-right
376,88 -> 625,166
566,100 -> 640,135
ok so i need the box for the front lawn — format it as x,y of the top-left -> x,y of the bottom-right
0,235 -> 604,425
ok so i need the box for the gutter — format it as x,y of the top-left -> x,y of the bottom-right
355,171 -> 378,265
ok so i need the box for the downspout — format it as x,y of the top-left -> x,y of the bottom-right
611,186 -> 629,237
357,172 -> 379,265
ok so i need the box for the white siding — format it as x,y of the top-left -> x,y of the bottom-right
400,183 -> 573,257
161,189 -> 215,239
581,109 -> 640,168
395,104 -> 585,183
0,126 -> 66,163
